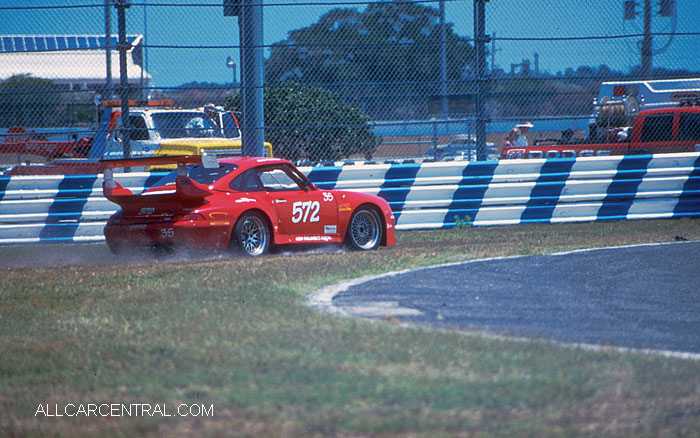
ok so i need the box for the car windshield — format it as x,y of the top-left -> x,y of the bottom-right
151,112 -> 223,139
152,163 -> 238,187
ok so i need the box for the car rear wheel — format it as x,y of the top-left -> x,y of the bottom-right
234,212 -> 270,257
346,207 -> 382,251
107,243 -> 125,256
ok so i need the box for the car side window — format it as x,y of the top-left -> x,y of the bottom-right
229,169 -> 262,192
679,113 -> 700,142
257,167 -> 301,191
640,114 -> 673,142
129,115 -> 149,141
222,113 -> 241,139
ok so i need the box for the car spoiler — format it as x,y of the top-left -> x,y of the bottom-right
100,154 -> 218,188
100,155 -> 219,206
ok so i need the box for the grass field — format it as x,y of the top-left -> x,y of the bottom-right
2,219 -> 700,437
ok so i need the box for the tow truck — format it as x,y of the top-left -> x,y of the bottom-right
2,99 -> 273,175
501,78 -> 700,159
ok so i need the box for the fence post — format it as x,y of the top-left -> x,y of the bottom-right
115,0 -> 131,161
105,0 -> 113,97
439,0 -> 448,118
473,0 -> 489,161
239,0 -> 265,157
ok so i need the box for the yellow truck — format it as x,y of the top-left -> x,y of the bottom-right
103,100 -> 273,161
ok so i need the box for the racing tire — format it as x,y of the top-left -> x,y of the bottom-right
233,212 -> 270,257
107,243 -> 125,256
346,207 -> 382,251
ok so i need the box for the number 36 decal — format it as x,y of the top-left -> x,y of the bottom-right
292,201 -> 320,224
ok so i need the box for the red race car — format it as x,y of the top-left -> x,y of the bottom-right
100,155 -> 396,256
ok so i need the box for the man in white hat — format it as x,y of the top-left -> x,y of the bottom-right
513,122 -> 534,147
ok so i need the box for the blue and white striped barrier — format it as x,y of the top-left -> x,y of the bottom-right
305,153 -> 700,229
0,173 -> 166,244
1,153 -> 699,244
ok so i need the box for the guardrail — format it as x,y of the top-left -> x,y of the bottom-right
306,152 -> 700,229
1,153 -> 699,244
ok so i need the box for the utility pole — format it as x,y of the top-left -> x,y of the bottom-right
625,0 -> 654,78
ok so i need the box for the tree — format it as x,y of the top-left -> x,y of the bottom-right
264,1 -> 475,120
225,84 -> 380,162
0,75 -> 63,128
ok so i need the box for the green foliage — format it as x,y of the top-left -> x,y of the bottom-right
225,84 -> 380,162
0,75 -> 63,128
453,214 -> 472,229
264,1 -> 475,120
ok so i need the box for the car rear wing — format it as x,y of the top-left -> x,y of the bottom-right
100,154 -> 219,188
100,154 -> 220,209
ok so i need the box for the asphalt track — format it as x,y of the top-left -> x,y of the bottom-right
329,242 -> 700,356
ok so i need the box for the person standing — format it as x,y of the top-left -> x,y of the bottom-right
513,122 -> 533,147
505,128 -> 521,147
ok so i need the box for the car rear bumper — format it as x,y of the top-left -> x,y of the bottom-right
104,220 -> 232,251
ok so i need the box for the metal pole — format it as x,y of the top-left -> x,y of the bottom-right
239,0 -> 265,157
474,0 -> 488,161
141,3 -> 147,100
116,0 -> 131,160
105,0 -> 112,96
641,0 -> 653,78
439,0 -> 448,119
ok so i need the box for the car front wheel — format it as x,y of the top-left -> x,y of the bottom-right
346,207 -> 382,251
234,212 -> 270,257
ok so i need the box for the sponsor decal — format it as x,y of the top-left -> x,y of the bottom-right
506,149 -> 611,159
208,212 -> 228,218
235,197 -> 257,203
324,225 -> 337,234
294,235 -> 333,242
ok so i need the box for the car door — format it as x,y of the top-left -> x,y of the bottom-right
257,164 -> 338,240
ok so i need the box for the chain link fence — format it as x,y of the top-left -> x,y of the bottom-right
1,0 -> 699,172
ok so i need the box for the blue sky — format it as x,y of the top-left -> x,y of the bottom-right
2,0 -> 699,87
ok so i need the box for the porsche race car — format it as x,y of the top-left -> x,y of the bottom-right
100,155 -> 396,256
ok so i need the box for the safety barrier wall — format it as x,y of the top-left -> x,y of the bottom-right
1,153 -> 700,244
306,152 -> 700,230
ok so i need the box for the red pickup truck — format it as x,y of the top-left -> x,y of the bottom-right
501,105 -> 700,159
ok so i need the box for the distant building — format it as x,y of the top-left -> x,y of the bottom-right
0,34 -> 151,92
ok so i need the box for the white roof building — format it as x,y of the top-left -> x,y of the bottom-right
0,34 -> 151,91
